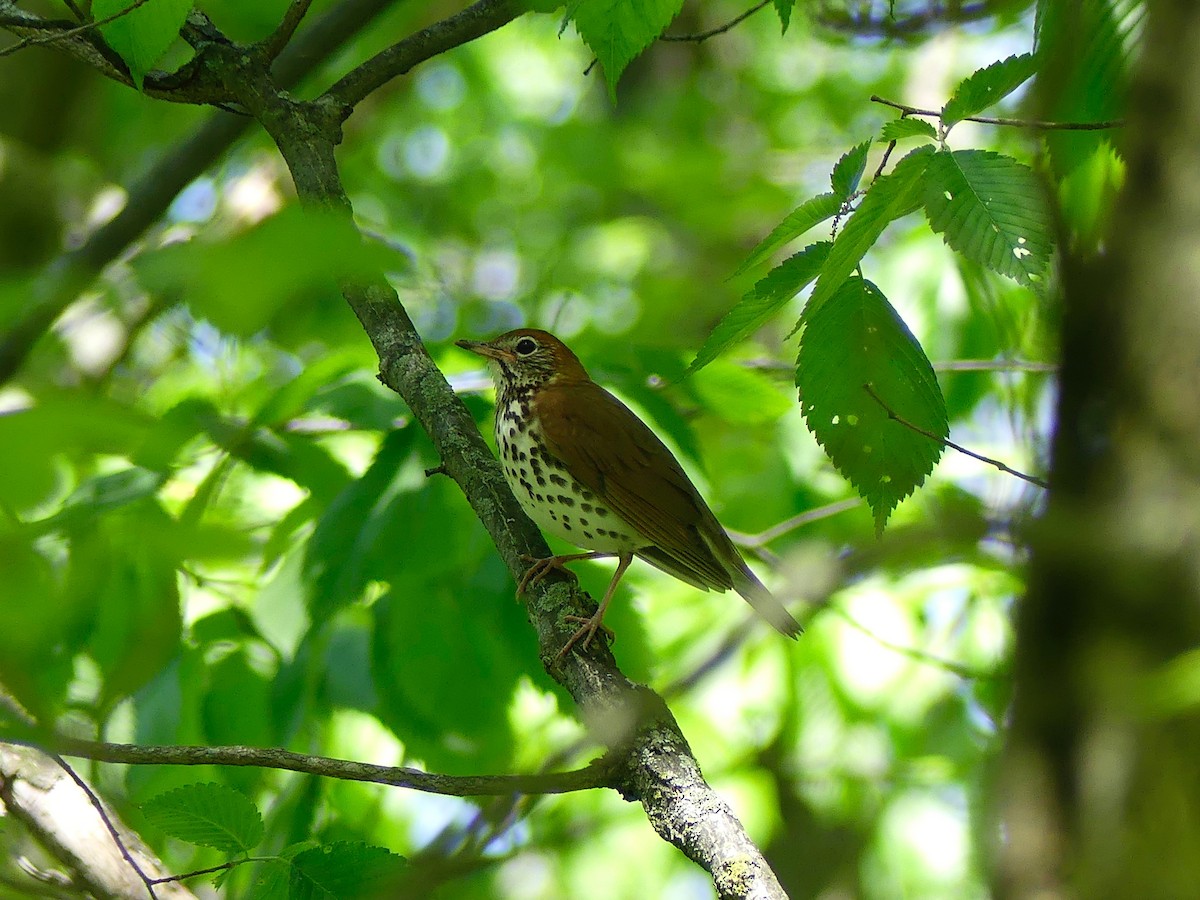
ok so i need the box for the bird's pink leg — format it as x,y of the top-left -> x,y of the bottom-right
557,552 -> 634,659
516,551 -> 615,597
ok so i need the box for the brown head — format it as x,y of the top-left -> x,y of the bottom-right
456,328 -> 591,394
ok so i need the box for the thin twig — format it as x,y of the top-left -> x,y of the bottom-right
871,95 -> 1124,131
47,753 -> 158,899
729,498 -> 862,548
326,0 -> 523,109
829,606 -> 995,680
933,359 -> 1057,373
24,735 -> 617,797
863,382 -> 1049,488
61,0 -> 86,21
258,0 -> 313,60
149,858 -> 267,886
661,0 -> 771,42
0,0 -> 152,60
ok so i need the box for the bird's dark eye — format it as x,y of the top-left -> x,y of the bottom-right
515,337 -> 537,355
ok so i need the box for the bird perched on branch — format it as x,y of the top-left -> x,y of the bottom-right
457,328 -> 801,657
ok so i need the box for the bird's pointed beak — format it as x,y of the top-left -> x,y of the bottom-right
456,338 -> 513,362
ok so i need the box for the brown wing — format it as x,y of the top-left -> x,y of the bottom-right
535,380 -> 733,591
536,380 -> 803,638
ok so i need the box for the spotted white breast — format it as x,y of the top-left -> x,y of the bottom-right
494,396 -> 644,553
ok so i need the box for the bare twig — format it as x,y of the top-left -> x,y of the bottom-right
61,0 -> 86,21
730,498 -> 863,548
871,95 -> 1124,131
0,0 -> 152,60
829,605 -> 995,680
46,754 -> 158,899
258,0 -> 313,61
661,0 -> 771,42
933,358 -> 1057,373
326,0 -> 523,109
863,382 -> 1049,488
148,858 -> 271,886
21,735 -> 617,797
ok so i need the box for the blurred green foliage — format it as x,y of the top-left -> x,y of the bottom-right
0,0 -> 1134,897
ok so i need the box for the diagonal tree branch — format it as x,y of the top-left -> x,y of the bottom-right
203,28 -> 788,897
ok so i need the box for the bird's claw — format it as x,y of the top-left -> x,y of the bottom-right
555,613 -> 615,660
516,553 -> 580,598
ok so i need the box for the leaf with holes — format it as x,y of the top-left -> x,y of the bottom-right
95,0 -> 192,89
571,0 -> 685,100
943,53 -> 1037,127
831,141 -> 871,200
689,242 -> 830,374
733,193 -> 841,276
802,145 -> 934,325
923,149 -> 1052,287
797,278 -> 947,531
289,842 -> 407,899
879,117 -> 938,143
141,783 -> 264,853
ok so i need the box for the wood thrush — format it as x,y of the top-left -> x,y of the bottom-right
457,328 -> 802,656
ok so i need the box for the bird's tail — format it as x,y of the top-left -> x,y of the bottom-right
731,564 -> 802,638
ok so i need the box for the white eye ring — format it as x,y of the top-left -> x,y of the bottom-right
515,337 -> 537,355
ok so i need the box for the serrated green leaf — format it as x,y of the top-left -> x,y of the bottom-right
733,193 -> 841,276
797,278 -> 946,532
95,0 -> 192,89
773,0 -> 796,32
571,0 -> 685,100
132,206 -> 408,337
831,141 -> 871,200
289,842 -> 407,899
879,117 -> 938,143
141,783 -> 264,853
923,149 -> 1052,287
803,146 -> 934,324
943,53 -> 1038,126
689,243 -> 829,374
244,859 -> 291,900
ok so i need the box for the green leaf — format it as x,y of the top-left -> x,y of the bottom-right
95,0 -> 192,90
942,53 -> 1038,126
132,206 -> 407,336
831,141 -> 871,200
289,842 -> 407,899
693,361 -> 792,425
372,577 -> 528,773
571,0 -> 685,100
803,145 -> 934,323
141,783 -> 264,853
733,193 -> 841,276
879,117 -> 938,143
689,242 -> 830,374
1036,0 -> 1137,176
797,278 -> 947,531
923,149 -> 1052,287
304,429 -> 414,620
773,0 -> 796,33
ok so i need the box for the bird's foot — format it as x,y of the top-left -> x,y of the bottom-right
555,612 -> 616,660
516,552 -> 611,598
